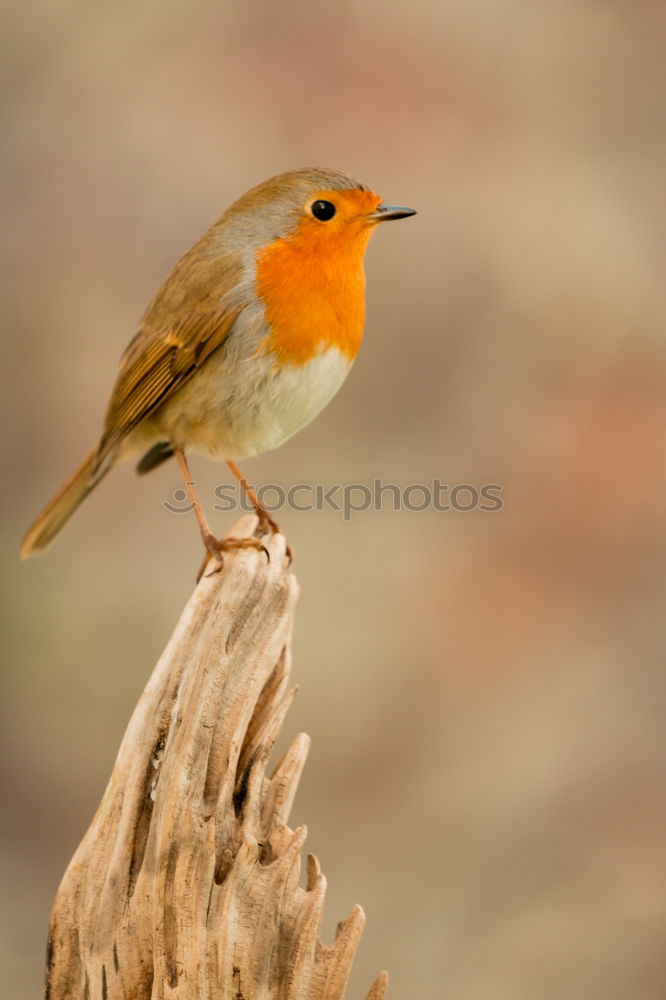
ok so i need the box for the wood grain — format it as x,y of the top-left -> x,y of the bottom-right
46,517 -> 387,999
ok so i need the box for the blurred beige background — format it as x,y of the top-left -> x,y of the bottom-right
2,1 -> 665,997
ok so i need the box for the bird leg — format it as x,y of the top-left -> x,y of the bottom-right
225,459 -> 292,564
174,449 -> 268,581
225,459 -> 281,534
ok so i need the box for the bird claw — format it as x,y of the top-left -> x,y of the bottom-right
196,533 -> 270,583
254,513 -> 293,564
256,510 -> 281,535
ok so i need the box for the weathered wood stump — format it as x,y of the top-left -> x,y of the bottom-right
47,516 -> 387,999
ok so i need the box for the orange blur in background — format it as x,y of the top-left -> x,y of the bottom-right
2,3 -> 665,998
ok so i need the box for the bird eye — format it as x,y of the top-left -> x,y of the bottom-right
311,199 -> 336,221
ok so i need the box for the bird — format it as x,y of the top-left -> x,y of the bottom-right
21,167 -> 416,575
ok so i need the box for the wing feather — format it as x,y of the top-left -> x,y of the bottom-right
95,244 -> 247,467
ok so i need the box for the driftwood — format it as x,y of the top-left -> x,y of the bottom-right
47,516 -> 387,999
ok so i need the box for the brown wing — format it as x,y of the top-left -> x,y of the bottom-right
96,242 -> 247,469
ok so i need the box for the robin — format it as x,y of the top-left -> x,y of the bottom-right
21,167 -> 416,575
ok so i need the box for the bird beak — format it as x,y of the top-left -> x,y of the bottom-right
365,204 -> 417,223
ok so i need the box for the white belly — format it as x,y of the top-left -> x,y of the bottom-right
244,349 -> 352,456
153,345 -> 353,460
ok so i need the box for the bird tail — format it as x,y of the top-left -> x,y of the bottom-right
21,446 -> 109,558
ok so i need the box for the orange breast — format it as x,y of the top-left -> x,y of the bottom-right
255,193 -> 379,365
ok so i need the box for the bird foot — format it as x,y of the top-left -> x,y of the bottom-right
196,532 -> 269,583
256,509 -> 280,535
255,511 -> 292,564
